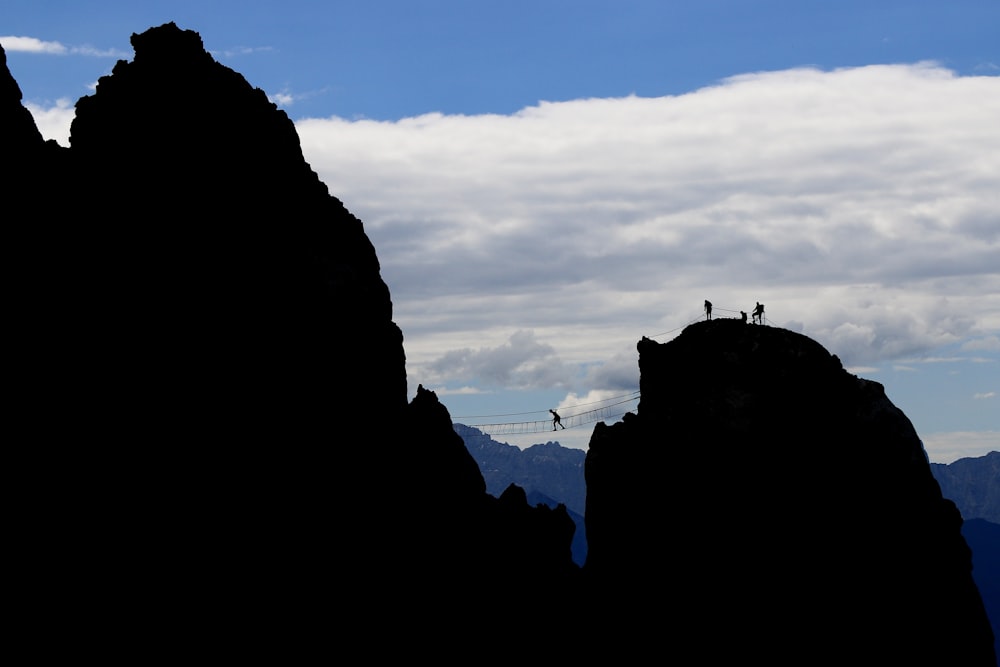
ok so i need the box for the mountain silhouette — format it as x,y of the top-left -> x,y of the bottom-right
933,451 -> 1000,524
4,24 -> 994,662
3,24 -> 578,651
583,320 -> 995,662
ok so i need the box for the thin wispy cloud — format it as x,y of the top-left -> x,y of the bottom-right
434,386 -> 490,397
0,35 -> 126,57
214,46 -> 275,59
962,336 -> 1000,352
267,86 -> 329,108
973,392 -> 996,400
270,91 -> 296,106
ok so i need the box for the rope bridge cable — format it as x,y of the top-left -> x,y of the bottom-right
452,390 -> 640,420
454,392 -> 640,436
648,313 -> 703,340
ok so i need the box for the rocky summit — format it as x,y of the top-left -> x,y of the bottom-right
584,319 -> 995,663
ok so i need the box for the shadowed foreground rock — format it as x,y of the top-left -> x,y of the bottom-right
584,319 -> 995,663
4,24 -> 578,648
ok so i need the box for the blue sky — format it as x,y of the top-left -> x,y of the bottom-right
4,1 -> 999,461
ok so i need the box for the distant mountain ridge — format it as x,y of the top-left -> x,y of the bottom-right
932,451 -> 1000,524
456,424 -> 588,564
455,425 -> 587,515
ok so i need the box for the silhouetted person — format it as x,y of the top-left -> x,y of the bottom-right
741,310 -> 747,323
550,409 -> 565,430
704,300 -> 712,320
753,302 -> 764,324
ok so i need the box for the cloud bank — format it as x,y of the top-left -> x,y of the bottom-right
295,64 -> 1000,385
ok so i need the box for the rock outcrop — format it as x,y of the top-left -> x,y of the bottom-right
584,319 -> 995,663
4,24 -> 578,645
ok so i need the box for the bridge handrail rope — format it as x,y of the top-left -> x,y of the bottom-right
456,400 -> 638,437
452,390 -> 640,420
454,394 -> 640,435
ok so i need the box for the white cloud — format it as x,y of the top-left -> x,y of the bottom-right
921,431 -> 999,464
973,392 -> 996,400
271,92 -> 295,106
296,63 -> 1000,396
24,99 -> 75,147
1,36 -> 67,54
556,389 -> 640,424
0,35 -> 125,57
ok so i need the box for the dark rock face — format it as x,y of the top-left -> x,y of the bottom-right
8,23 -> 410,605
65,23 -> 405,434
585,320 -> 995,664
5,24 -> 578,641
2,44 -> 44,153
963,519 -> 1000,662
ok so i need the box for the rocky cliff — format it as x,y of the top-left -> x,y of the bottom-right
584,319 -> 995,663
4,24 -> 578,648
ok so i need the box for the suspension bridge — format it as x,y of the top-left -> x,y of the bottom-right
453,391 -> 641,437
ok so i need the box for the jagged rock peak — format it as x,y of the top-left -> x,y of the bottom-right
130,22 -> 211,66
